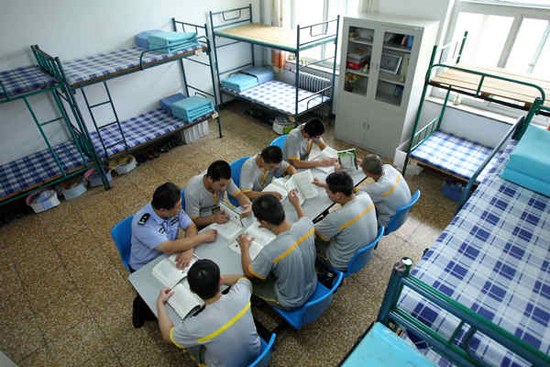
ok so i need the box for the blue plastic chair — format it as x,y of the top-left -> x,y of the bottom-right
272,272 -> 344,330
335,226 -> 384,278
249,333 -> 276,367
270,135 -> 288,149
229,157 -> 249,206
110,216 -> 134,272
180,188 -> 186,211
384,190 -> 421,236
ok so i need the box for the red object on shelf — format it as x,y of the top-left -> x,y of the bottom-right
346,60 -> 365,70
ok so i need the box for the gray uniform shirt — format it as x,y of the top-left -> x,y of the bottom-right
249,217 -> 317,309
282,124 -> 313,162
185,174 -> 241,218
170,278 -> 261,367
315,192 -> 378,270
129,202 -> 193,270
360,164 -> 411,227
240,154 -> 290,192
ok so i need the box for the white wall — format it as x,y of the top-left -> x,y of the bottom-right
0,0 -> 259,164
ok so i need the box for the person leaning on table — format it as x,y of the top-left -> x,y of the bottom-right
157,259 -> 261,367
129,182 -> 217,328
238,193 -> 317,310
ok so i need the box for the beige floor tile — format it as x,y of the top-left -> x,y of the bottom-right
18,346 -> 60,367
81,347 -> 121,367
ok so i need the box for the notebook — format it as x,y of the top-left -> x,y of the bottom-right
168,280 -> 204,319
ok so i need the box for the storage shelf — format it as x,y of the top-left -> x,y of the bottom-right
378,77 -> 405,86
346,69 -> 369,77
350,38 -> 373,46
382,44 -> 412,53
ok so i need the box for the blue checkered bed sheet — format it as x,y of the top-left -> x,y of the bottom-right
410,131 -> 498,183
61,45 -> 205,86
222,80 -> 330,116
0,141 -> 87,199
90,108 -> 213,158
0,66 -> 56,101
399,140 -> 550,366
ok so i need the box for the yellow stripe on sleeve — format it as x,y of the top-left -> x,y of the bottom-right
315,228 -> 330,242
197,302 -> 251,343
381,175 -> 402,198
273,228 -> 314,263
230,189 -> 242,197
170,327 -> 185,349
247,265 -> 266,280
338,203 -> 375,231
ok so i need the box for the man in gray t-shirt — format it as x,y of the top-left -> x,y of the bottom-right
282,118 -> 337,169
157,259 -> 261,367
238,193 -> 317,309
185,160 -> 252,228
311,172 -> 378,271
240,146 -> 296,200
359,154 -> 411,227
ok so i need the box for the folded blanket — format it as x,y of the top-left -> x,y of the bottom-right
135,30 -> 163,49
148,40 -> 199,54
148,31 -> 197,46
159,93 -> 186,113
241,66 -> 274,84
501,125 -> 550,196
171,96 -> 214,122
221,73 -> 259,92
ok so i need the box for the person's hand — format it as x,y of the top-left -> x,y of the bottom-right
271,191 -> 283,200
201,229 -> 218,243
240,204 -> 252,218
334,161 -> 342,171
288,190 -> 301,207
312,178 -> 326,188
320,158 -> 338,167
356,157 -> 363,166
175,250 -> 193,269
237,233 -> 252,250
213,210 -> 229,224
157,288 -> 174,305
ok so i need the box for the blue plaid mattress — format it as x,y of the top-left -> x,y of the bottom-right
399,141 -> 550,366
0,66 -> 56,101
222,80 -> 330,116
0,141 -> 87,199
410,131 -> 498,183
90,108 -> 213,158
62,45 -> 205,87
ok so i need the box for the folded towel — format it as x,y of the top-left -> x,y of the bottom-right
148,31 -> 197,46
159,93 -> 186,113
241,66 -> 274,84
148,39 -> 200,54
135,30 -> 163,49
501,125 -> 550,196
171,96 -> 214,122
221,73 -> 259,92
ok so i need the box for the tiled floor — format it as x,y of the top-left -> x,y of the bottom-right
0,102 -> 458,366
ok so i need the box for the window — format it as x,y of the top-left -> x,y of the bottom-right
285,0 -> 360,66
438,0 -> 550,123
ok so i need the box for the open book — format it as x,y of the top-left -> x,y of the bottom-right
311,146 -> 338,173
262,169 -> 319,204
209,202 -> 245,242
337,148 -> 358,170
152,254 -> 199,289
228,220 -> 276,260
168,280 -> 204,319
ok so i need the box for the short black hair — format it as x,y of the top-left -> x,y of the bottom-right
303,118 -> 325,137
206,160 -> 231,182
362,154 -> 383,176
260,146 -> 283,164
152,182 -> 181,210
252,194 -> 285,225
326,171 -> 353,196
188,259 -> 220,300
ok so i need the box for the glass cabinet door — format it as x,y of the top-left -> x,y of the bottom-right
344,26 -> 375,96
375,31 -> 414,106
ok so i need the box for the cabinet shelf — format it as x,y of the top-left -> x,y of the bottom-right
346,69 -> 369,77
382,44 -> 412,53
378,76 -> 405,86
350,38 -> 373,46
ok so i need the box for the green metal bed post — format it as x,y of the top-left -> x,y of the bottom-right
295,25 -> 300,122
249,4 -> 255,67
329,16 -> 340,120
456,31 -> 468,64
402,46 -> 437,176
209,10 -> 223,108
203,23 -> 223,138
172,18 -> 190,98
514,97 -> 543,140
436,87 -> 452,131
51,89 -> 88,163
377,257 -> 413,327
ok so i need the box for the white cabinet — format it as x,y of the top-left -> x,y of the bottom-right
335,13 -> 438,159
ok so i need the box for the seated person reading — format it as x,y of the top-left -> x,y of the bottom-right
240,145 -> 296,200
283,118 -> 338,169
310,172 -> 378,271
157,259 -> 261,367
185,160 -> 252,228
130,182 -> 217,328
359,154 -> 411,227
238,193 -> 317,310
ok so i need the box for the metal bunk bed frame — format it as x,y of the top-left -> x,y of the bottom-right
208,4 -> 339,122
0,67 -> 109,206
31,19 -> 221,164
402,33 -> 549,208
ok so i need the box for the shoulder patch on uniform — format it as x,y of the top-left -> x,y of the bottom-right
169,217 -> 178,225
138,213 -> 150,225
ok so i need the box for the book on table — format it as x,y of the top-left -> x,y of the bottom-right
209,201 -> 245,243
311,146 -> 338,173
152,253 -> 199,289
262,169 -> 319,204
337,148 -> 358,170
228,220 -> 276,260
168,280 -> 204,319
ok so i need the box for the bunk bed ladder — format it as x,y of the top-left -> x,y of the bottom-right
80,81 -> 129,159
